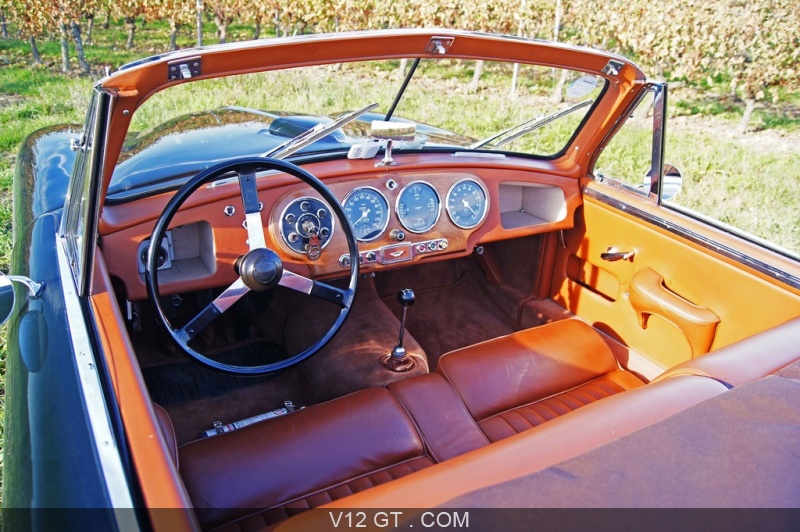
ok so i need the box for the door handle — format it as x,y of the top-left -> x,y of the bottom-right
629,267 -> 719,357
601,247 -> 635,261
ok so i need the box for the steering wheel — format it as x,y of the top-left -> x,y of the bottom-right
145,157 -> 359,375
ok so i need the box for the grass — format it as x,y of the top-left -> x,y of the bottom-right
1,18 -> 799,507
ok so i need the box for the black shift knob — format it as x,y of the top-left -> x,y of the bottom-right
397,288 -> 416,308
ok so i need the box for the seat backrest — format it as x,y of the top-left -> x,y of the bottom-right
654,317 -> 800,387
179,387 -> 428,530
437,319 -> 620,421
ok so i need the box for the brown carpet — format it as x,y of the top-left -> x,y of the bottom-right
289,277 -> 430,403
379,270 -> 520,369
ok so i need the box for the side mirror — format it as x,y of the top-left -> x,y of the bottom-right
662,163 -> 683,201
0,272 -> 46,326
642,163 -> 683,201
0,274 -> 14,326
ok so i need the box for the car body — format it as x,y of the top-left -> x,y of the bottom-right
3,29 -> 800,530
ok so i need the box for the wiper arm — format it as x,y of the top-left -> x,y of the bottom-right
262,102 -> 379,159
468,99 -> 593,150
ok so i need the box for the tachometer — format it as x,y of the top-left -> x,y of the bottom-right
343,187 -> 390,242
446,179 -> 488,229
396,181 -> 441,234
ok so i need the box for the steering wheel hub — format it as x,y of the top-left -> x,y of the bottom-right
238,249 -> 284,291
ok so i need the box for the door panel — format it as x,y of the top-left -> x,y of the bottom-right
552,181 -> 800,370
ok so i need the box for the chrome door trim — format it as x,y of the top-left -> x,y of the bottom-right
56,234 -> 138,522
583,187 -> 800,290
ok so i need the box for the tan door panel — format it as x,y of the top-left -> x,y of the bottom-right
552,183 -> 800,369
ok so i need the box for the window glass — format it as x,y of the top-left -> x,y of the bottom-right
593,88 -> 656,195
111,60 -> 605,196
663,116 -> 800,256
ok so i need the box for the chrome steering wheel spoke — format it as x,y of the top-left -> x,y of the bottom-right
238,170 -> 267,251
279,270 -> 352,308
177,278 -> 250,343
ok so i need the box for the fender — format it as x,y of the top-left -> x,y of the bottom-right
4,127 -> 125,527
13,125 -> 80,234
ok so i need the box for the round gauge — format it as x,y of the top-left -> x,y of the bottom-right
343,187 -> 390,242
446,179 -> 488,229
396,181 -> 441,234
279,197 -> 335,256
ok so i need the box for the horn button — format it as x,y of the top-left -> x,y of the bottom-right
237,248 -> 284,291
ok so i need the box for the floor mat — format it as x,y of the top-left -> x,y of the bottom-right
143,340 -> 286,406
381,272 -> 519,368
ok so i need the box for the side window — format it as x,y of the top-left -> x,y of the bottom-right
62,90 -> 110,294
594,87 -> 658,195
662,109 -> 799,257
595,83 -> 798,258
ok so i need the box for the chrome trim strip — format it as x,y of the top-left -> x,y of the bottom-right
56,235 -> 138,516
583,187 -> 800,290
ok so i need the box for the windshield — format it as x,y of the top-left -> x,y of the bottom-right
110,59 -> 606,195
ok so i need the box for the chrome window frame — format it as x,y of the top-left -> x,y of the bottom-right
60,88 -> 114,296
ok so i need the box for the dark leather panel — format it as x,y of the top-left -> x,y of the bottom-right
214,458 -> 434,531
153,403 -> 179,466
655,316 -> 800,387
438,319 -> 622,421
180,387 -> 426,530
274,376 -> 729,524
388,373 -> 490,461
479,371 -> 644,442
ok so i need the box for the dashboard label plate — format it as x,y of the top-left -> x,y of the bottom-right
381,244 -> 412,264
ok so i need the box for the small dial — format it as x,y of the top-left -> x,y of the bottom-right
279,197 -> 335,256
343,187 -> 390,242
446,179 -> 488,229
396,181 -> 441,234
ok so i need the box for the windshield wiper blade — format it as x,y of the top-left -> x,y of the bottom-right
468,99 -> 593,150
263,102 -> 379,159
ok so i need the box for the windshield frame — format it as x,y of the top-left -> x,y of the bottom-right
98,30 -> 645,202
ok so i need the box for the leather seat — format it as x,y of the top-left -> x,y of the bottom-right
178,387 -> 435,530
653,317 -> 800,387
437,319 -> 645,442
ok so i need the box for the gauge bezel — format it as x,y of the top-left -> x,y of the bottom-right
445,178 -> 490,229
278,196 -> 336,255
394,180 -> 442,234
342,186 -> 391,242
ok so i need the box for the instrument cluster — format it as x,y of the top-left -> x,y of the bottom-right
275,174 -> 490,272
344,178 -> 488,242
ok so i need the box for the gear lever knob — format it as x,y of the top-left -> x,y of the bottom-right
397,288 -> 416,308
381,288 -> 416,372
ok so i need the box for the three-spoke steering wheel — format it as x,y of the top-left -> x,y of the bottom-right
145,157 -> 359,375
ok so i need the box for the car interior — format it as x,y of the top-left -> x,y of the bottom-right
90,153 -> 800,530
78,32 -> 800,530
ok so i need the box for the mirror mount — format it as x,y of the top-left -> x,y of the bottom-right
0,273 -> 45,327
9,275 -> 46,298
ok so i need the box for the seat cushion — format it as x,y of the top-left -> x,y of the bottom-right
438,320 -> 644,441
478,370 -> 644,442
179,387 -> 432,530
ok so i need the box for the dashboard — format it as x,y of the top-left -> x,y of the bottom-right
99,159 -> 582,301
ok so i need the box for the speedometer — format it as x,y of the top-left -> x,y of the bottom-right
343,187 -> 390,242
446,179 -> 488,229
396,181 -> 441,234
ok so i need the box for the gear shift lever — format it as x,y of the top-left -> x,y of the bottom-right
381,288 -> 416,372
